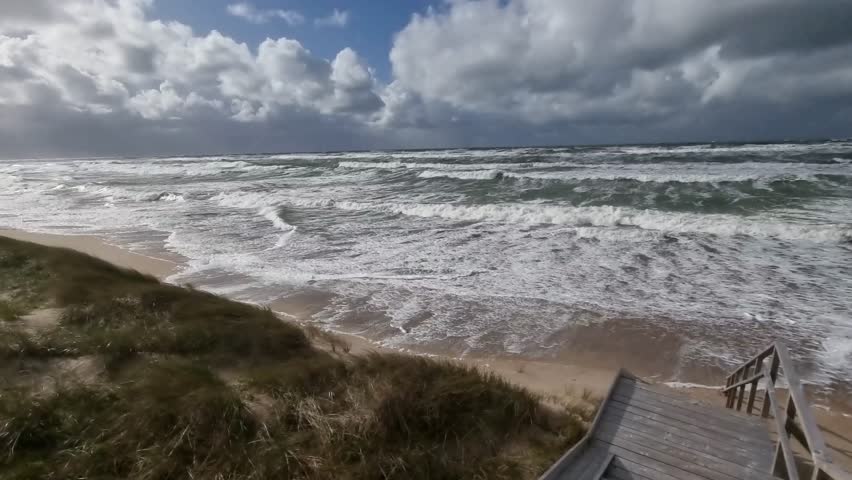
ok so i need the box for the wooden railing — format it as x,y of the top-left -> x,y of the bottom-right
723,342 -> 849,480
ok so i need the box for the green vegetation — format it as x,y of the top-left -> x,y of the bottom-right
0,236 -> 593,479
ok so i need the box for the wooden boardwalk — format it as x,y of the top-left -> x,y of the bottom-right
541,343 -> 850,480
541,371 -> 777,480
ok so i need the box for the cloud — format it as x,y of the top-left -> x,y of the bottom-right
315,9 -> 350,28
2,0 -> 852,158
389,0 -> 852,132
0,0 -> 387,157
226,2 -> 304,25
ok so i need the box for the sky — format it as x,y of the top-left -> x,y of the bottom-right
1,0 -> 851,158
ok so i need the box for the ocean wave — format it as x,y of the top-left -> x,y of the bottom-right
274,197 -> 852,242
259,206 -> 297,248
505,171 -> 821,184
140,192 -> 186,203
418,169 -> 504,180
0,173 -> 23,191
410,162 -> 852,185
338,161 -> 407,169
338,160 -> 578,171
5,159 -> 283,178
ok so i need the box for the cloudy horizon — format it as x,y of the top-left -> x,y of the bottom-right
1,0 -> 851,158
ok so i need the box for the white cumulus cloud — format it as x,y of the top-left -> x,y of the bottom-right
226,2 -> 304,25
1,0 -> 852,157
315,9 -> 350,28
389,0 -> 852,129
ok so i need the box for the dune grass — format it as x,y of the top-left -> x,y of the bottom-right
0,235 -> 592,479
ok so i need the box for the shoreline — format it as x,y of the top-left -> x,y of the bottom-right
0,229 -> 182,279
0,227 -> 618,398
3,226 -> 851,467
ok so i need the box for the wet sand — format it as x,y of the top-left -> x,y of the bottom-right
3,227 -> 850,469
0,229 -> 182,278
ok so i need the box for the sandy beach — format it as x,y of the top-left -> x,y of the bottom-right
3,227 -> 851,468
0,228 -> 617,399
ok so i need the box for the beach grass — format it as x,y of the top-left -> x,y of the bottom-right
0,235 -> 590,479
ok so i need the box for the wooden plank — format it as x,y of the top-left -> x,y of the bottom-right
612,388 -> 769,436
722,371 -> 764,393
602,404 -> 772,458
606,463 -> 656,480
773,343 -> 831,468
609,393 -> 768,441
728,369 -> 742,408
761,351 -> 780,418
609,457 -> 684,480
538,370 -> 625,480
567,447 -> 610,480
597,415 -> 770,469
610,389 -> 767,435
613,383 -> 765,427
737,363 -> 753,410
746,358 -> 764,415
596,419 -> 771,472
592,440 -> 727,480
765,380 -> 801,480
734,344 -> 776,375
596,423 -> 777,480
606,400 -> 773,446
619,380 -> 762,422
590,453 -> 615,480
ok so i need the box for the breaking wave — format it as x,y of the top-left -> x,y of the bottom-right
213,191 -> 852,243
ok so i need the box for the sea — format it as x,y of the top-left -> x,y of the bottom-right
1,141 -> 851,400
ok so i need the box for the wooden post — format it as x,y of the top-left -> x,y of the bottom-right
725,373 -> 733,407
762,349 -> 780,418
747,357 -> 763,414
728,368 -> 742,408
737,362 -> 752,410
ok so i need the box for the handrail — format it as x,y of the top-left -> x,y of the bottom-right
723,342 -> 850,480
538,369 -> 637,480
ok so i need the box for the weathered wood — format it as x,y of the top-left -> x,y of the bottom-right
737,362 -> 753,410
538,369 -> 625,480
543,372 -> 778,480
773,344 -> 831,467
761,350 -> 780,418
593,440 -> 731,480
722,370 -> 765,393
610,457 -> 683,480
747,358 -> 763,414
606,462 -> 658,480
606,400 -> 772,446
598,412 -> 770,466
596,423 -> 776,479
543,351 -> 850,480
590,453 -> 615,480
614,382 -> 766,427
609,393 -> 768,438
609,391 -> 762,437
598,416 -> 766,469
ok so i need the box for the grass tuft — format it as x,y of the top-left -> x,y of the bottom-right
0,235 -> 590,479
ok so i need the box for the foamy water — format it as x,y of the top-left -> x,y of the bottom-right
1,142 -> 851,390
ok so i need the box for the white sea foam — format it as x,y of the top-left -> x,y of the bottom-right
418,169 -> 503,180
662,382 -> 724,389
270,198 -> 852,242
139,192 -> 186,202
3,144 -> 852,393
259,205 -> 297,248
